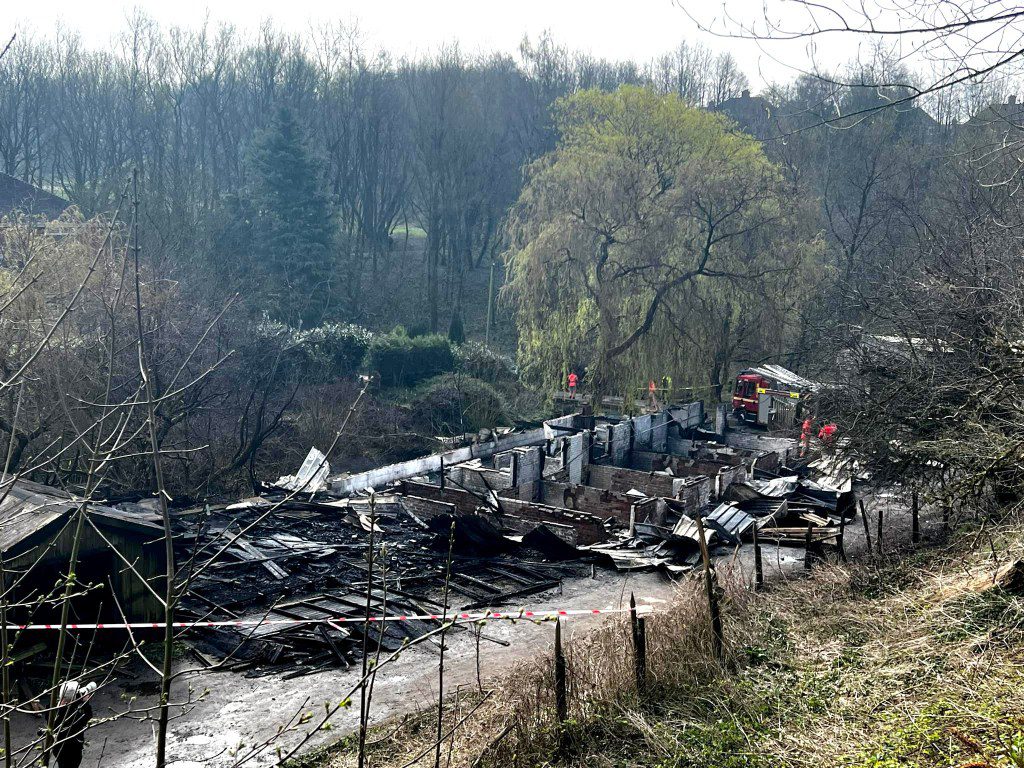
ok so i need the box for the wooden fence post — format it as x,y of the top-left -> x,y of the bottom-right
911,489 -> 920,544
838,510 -> 847,562
631,593 -> 647,697
859,499 -> 873,555
876,504 -> 884,556
554,618 -> 567,732
752,523 -> 764,590
629,592 -> 638,642
693,514 -> 725,661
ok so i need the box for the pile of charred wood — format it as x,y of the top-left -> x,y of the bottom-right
172,495 -> 583,678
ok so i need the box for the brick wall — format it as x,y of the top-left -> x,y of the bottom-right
510,445 -> 544,501
399,495 -> 457,525
447,465 -> 513,494
674,475 -> 711,512
651,412 -> 669,453
495,497 -> 607,545
608,421 -> 632,465
397,481 -> 484,515
563,431 -> 590,485
535,481 -> 634,525
633,414 -> 654,451
585,464 -> 677,498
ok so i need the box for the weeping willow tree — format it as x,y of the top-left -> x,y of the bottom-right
503,85 -> 822,403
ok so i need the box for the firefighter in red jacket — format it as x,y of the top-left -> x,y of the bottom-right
800,417 -> 812,457
818,423 -> 838,443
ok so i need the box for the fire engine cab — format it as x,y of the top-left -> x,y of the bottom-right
732,364 -> 817,426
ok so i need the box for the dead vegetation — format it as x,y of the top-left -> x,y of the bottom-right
302,521 -> 1024,768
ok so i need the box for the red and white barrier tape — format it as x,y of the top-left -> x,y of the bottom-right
3,605 -> 655,631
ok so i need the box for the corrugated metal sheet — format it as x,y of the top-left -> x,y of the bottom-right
751,476 -> 799,497
707,503 -> 756,539
670,502 -> 755,546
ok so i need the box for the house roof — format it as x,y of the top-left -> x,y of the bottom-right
963,98 -> 1024,131
0,479 -> 162,556
0,173 -> 71,220
712,89 -> 778,139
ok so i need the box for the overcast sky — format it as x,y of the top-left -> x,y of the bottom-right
7,0 -> 884,89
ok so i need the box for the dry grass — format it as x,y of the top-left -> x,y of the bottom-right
303,525 -> 1024,768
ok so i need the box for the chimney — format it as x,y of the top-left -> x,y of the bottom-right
741,88 -> 750,99
1010,94 -> 1017,105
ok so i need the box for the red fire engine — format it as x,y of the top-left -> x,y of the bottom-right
731,364 -> 817,426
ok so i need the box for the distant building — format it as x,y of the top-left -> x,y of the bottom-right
713,88 -> 942,144
962,94 -> 1024,134
0,172 -> 71,221
712,89 -> 778,141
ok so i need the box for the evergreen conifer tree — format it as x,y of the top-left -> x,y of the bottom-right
246,107 -> 337,327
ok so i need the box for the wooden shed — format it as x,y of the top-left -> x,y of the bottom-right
0,480 -> 167,623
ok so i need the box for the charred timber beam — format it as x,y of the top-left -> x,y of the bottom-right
329,427 -> 549,496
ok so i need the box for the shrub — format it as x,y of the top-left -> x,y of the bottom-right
411,374 -> 509,434
454,341 -> 519,385
252,317 -> 373,380
364,332 -> 455,387
301,323 -> 373,374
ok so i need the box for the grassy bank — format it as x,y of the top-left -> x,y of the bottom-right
301,523 -> 1024,768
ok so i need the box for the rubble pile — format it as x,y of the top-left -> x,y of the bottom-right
169,401 -> 855,677
173,495 -> 583,678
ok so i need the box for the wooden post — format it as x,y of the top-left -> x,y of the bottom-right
911,489 -> 920,544
629,592 -> 638,641
693,514 -> 724,661
837,511 -> 847,562
554,618 -> 567,729
859,499 -> 873,555
635,617 -> 647,697
876,504 -> 884,556
630,593 -> 647,696
752,523 -> 764,590
803,523 -> 814,570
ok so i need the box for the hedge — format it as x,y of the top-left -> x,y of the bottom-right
253,318 -> 373,380
364,331 -> 455,387
301,323 -> 373,374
